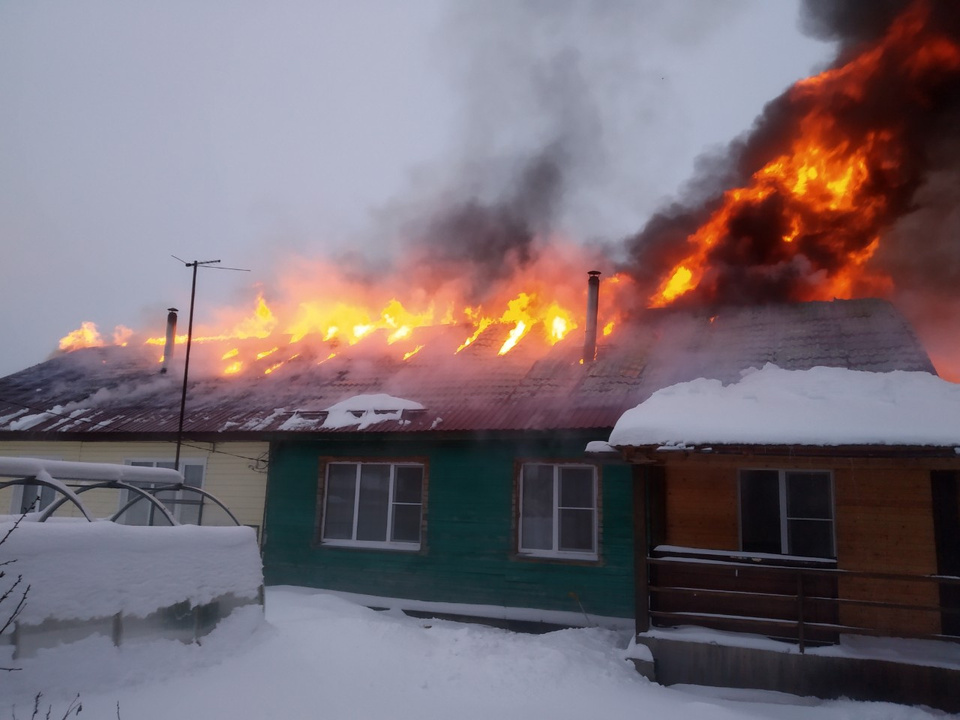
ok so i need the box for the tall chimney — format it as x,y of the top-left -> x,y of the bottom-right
160,308 -> 178,375
583,271 -> 601,363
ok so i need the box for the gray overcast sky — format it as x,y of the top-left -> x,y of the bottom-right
0,0 -> 834,376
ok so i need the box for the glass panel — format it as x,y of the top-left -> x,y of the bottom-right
19,484 -> 40,513
394,466 -> 423,503
157,461 -> 176,470
788,519 -> 834,558
391,504 -> 421,543
786,472 -> 832,520
182,465 -> 204,488
740,469 -> 781,554
559,509 -> 595,552
356,464 -> 390,541
177,501 -> 201,526
323,464 -> 357,540
559,467 -> 594,508
121,489 -> 151,526
38,484 -> 56,510
521,464 -> 553,550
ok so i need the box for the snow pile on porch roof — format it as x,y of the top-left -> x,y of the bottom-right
608,364 -> 960,448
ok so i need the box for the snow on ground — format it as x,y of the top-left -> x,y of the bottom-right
1,587 -> 948,720
609,364 -> 960,448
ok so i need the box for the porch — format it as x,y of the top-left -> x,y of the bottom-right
634,546 -> 960,710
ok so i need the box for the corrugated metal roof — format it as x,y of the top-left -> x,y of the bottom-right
0,299 -> 936,437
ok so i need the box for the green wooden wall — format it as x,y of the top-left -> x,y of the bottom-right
262,431 -> 635,620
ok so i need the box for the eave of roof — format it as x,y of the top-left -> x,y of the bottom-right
615,443 -> 960,464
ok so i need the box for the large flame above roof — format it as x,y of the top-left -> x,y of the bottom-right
55,1 -> 960,380
626,0 -> 960,310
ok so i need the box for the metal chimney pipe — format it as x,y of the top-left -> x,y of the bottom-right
583,271 -> 601,363
160,307 -> 178,375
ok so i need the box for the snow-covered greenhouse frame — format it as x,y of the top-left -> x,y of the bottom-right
0,456 -> 243,526
0,458 -> 263,660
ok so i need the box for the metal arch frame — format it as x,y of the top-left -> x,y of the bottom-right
34,480 -> 179,526
0,476 -> 95,522
175,485 -> 242,526
3,476 -> 244,528
109,483 -> 179,525
31,480 -> 242,527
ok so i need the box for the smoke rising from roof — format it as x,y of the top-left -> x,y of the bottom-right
398,1 -> 754,305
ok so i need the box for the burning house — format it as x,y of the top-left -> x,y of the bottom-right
1,0 -> 959,707
0,289 -> 938,629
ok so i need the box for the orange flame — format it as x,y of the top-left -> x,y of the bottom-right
59,322 -> 103,351
57,242 -> 638,376
649,0 -> 960,309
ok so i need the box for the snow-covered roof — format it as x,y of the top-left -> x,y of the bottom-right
608,364 -> 960,449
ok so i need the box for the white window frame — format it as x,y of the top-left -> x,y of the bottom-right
8,455 -> 61,514
320,462 -> 424,551
119,458 -> 206,525
738,468 -> 836,559
518,462 -> 598,561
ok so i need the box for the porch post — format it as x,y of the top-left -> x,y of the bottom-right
632,464 -> 650,635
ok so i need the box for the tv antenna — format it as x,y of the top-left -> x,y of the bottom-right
171,256 -> 251,470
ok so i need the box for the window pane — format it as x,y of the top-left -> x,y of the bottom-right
559,509 -> 595,552
178,502 -> 201,526
182,465 -> 204,488
121,490 -> 151,526
559,467 -> 594,508
38,484 -> 56,509
740,470 -> 781,554
788,519 -> 834,558
19,484 -> 42,513
521,464 -> 553,550
394,466 -> 423,503
356,464 -> 390,541
786,472 -> 832,520
324,464 -> 357,540
391,504 -> 421,543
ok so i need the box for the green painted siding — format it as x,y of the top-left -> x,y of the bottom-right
262,432 -> 635,620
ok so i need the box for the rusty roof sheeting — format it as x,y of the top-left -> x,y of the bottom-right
0,299 -> 936,437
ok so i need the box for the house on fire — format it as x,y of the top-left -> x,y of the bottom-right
0,294 -> 941,629
603,364 -> 960,709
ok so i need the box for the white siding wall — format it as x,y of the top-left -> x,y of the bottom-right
0,441 -> 269,533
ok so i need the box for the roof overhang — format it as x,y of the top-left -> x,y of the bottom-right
613,443 -> 960,466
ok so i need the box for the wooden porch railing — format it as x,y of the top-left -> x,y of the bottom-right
647,551 -> 960,653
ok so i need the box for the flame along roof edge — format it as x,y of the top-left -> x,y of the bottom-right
0,299 -> 937,437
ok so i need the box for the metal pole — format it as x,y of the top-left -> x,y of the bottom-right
174,261 -> 200,470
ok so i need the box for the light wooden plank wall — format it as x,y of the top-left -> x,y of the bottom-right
834,465 -> 939,636
660,455 -> 945,637
0,441 -> 268,530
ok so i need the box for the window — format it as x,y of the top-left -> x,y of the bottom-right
739,469 -> 835,558
12,483 -> 56,515
321,462 -> 424,549
9,455 -> 60,515
119,460 -> 205,525
518,463 -> 597,559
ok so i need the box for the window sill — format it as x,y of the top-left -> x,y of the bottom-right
518,549 -> 599,563
321,539 -> 421,552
